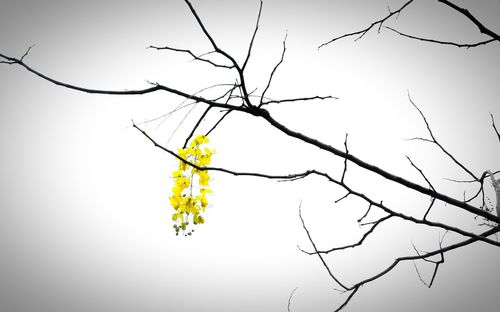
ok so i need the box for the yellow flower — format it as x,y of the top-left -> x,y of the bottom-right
170,134 -> 214,235
198,170 -> 210,186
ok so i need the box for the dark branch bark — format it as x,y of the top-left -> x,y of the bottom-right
385,26 -> 495,48
258,105 -> 500,224
318,0 -> 414,49
148,45 -> 233,68
259,32 -> 287,106
299,206 -> 349,291
437,0 -> 500,42
242,0 -> 263,71
408,92 -> 478,181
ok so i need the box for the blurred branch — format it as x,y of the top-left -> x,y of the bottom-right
491,113 -> 500,143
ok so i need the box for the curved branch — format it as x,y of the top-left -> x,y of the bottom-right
352,226 -> 499,288
408,92 -> 478,181
330,226 -> 499,311
148,45 -> 233,69
299,206 -> 349,291
318,0 -> 414,49
301,215 -> 392,255
385,26 -> 495,48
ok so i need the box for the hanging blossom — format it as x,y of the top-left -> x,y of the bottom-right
170,134 -> 214,236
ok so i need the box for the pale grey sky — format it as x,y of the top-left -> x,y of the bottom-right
1,1 -> 499,311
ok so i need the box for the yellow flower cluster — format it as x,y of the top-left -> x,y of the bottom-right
170,134 -> 214,236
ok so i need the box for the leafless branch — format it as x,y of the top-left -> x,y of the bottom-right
183,85 -> 238,147
287,287 -> 298,312
423,197 -> 436,221
148,45 -> 233,68
333,286 -> 360,312
318,0 -> 414,49
243,0 -> 263,71
303,215 -> 391,255
2,2 -> 500,311
408,92 -> 478,181
437,0 -> 500,42
184,0 -> 253,107
299,205 -> 349,290
260,95 -> 337,106
330,226 -> 499,311
357,203 -> 372,224
341,133 -> 349,183
206,110 -> 232,136
491,113 -> 500,143
3,48 -> 496,224
406,156 -> 435,192
260,31 -> 288,106
385,26 -> 495,48
412,239 -> 445,288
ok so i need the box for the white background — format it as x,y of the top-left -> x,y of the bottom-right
1,0 -> 499,311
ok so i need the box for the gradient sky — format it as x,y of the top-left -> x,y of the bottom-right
1,0 -> 499,311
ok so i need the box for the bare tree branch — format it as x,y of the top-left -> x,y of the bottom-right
408,92 -> 479,181
287,287 -> 298,312
260,95 -> 337,106
491,113 -> 500,143
148,45 -> 233,68
385,26 -> 495,48
318,0 -> 414,49
406,156 -> 435,192
330,226 -> 499,311
423,197 -> 436,221
437,0 -> 500,42
260,32 -> 288,106
183,0 -> 254,108
243,0 -> 263,71
357,204 -> 372,224
300,215 -> 392,255
2,2 -> 500,311
341,133 -> 349,183
299,205 -> 349,291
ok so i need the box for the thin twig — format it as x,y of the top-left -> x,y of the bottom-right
408,91 -> 478,181
299,205 -> 349,290
491,113 -> 500,143
242,0 -> 263,71
260,31 -> 288,106
385,26 -> 495,48
287,287 -> 298,312
318,0 -> 414,49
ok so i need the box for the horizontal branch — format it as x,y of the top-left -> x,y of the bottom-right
329,226 -> 499,311
4,48 -> 497,225
148,45 -> 233,68
352,226 -> 499,289
300,215 -> 392,254
137,120 -> 499,247
318,0 -> 414,49
385,26 -> 495,48
260,95 -> 337,106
